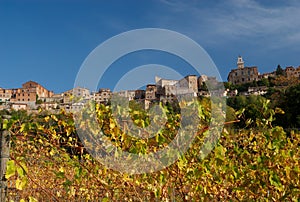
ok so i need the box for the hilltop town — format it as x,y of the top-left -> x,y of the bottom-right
0,56 -> 299,112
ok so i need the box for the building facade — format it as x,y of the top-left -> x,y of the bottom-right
198,75 -> 220,90
22,81 -> 53,98
9,81 -> 53,107
63,87 -> 90,103
0,88 -> 12,102
145,84 -> 158,100
285,66 -> 300,79
227,56 -> 259,85
93,88 -> 112,103
178,75 -> 198,93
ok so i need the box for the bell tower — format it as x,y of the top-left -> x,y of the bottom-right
237,55 -> 244,69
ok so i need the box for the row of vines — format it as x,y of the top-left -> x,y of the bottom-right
1,97 -> 300,201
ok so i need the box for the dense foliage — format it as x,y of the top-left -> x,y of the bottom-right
1,96 -> 300,201
227,83 -> 300,129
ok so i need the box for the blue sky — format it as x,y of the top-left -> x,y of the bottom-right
1,0 -> 300,93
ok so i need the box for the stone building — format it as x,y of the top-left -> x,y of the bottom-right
134,90 -> 145,100
10,81 -> 53,107
113,90 -> 136,101
145,84 -> 158,100
156,75 -> 198,98
0,88 -> 12,103
93,88 -> 112,103
227,56 -> 259,85
198,75 -> 220,90
285,66 -> 300,79
10,88 -> 37,104
22,81 -> 53,98
63,87 -> 90,103
258,71 -> 276,79
155,76 -> 178,96
178,75 -> 198,93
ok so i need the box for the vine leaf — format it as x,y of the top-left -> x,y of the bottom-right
5,160 -> 16,179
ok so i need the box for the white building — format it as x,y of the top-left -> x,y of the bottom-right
11,103 -> 27,111
248,86 -> 268,96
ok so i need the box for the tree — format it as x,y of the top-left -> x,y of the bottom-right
252,80 -> 258,87
275,83 -> 300,128
257,78 -> 270,87
276,64 -> 284,76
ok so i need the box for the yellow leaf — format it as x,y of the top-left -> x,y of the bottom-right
51,115 -> 58,122
49,149 -> 55,156
20,123 -> 26,132
109,121 -> 115,129
29,196 -> 38,202
16,177 -> 28,190
2,119 -> 9,130
44,116 -> 50,122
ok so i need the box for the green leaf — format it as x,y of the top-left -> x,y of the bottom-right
102,197 -> 110,202
75,167 -> 82,179
257,156 -> 262,163
5,160 -> 16,179
17,166 -> 25,178
55,171 -> 65,179
18,160 -> 28,174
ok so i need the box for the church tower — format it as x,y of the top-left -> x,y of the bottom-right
237,55 -> 244,69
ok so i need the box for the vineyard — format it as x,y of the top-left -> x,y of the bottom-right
0,97 -> 299,201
